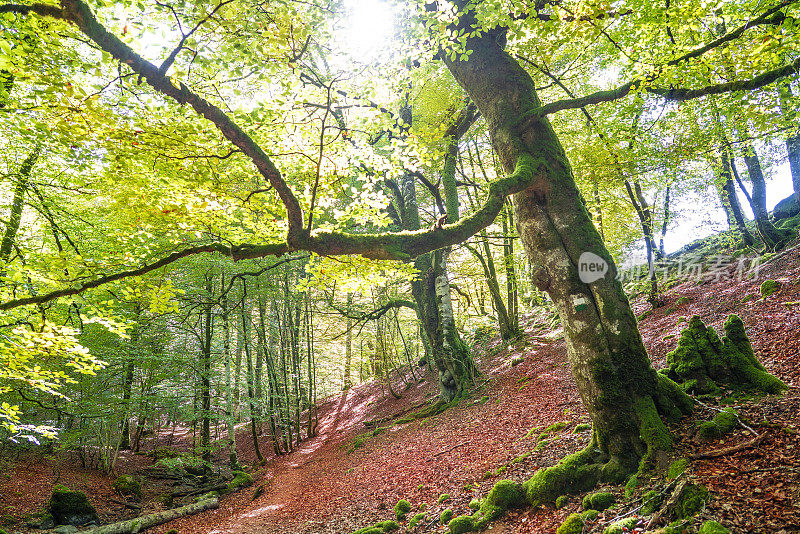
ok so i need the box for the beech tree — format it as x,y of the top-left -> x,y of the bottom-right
3,0 -> 799,487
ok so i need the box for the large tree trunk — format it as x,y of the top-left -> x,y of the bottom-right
443,26 -> 691,478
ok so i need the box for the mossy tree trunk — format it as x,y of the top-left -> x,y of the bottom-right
442,23 -> 692,478
718,152 -> 756,247
737,142 -> 790,250
778,83 -> 800,199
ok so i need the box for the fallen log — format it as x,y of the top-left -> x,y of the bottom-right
363,400 -> 428,428
82,498 -> 218,534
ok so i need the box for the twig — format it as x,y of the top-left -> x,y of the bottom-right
690,433 -> 766,459
430,441 -> 469,459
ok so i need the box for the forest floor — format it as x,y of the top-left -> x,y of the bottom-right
1,243 -> 800,534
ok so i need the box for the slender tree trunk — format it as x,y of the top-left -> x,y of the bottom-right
199,273 -> 213,471
464,237 -> 515,339
718,153 -> 756,246
220,274 -> 240,469
502,200 -> 520,332
1,147 -> 39,262
659,185 -> 670,257
778,83 -> 800,198
119,302 -> 141,450
343,292 -> 353,390
624,180 -> 659,305
739,142 -> 789,250
240,283 -> 264,464
443,25 -> 691,476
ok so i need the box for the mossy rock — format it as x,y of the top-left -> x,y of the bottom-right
667,458 -> 689,480
226,470 -> 254,492
624,476 -> 639,499
472,479 -> 525,528
113,475 -> 142,500
603,517 -> 640,534
352,521 -> 399,534
573,423 -> 591,433
675,483 -> 708,519
438,493 -> 451,504
665,315 -> 787,395
468,499 -> 481,511
698,408 -> 738,441
439,509 -> 454,524
581,509 -> 599,522
582,491 -> 615,511
523,447 -> 602,507
698,520 -> 731,534
48,485 -> 99,526
394,499 -> 411,521
555,494 -> 569,509
556,513 -> 583,534
409,512 -> 426,528
448,515 -> 475,534
676,296 -> 691,306
760,279 -> 781,298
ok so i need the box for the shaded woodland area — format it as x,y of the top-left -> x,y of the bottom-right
1,0 -> 800,533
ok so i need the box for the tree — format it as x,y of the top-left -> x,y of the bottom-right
3,0 -> 799,484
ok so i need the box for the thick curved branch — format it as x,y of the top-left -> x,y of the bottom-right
22,0 -> 306,241
0,241 -> 289,311
529,0 -> 797,117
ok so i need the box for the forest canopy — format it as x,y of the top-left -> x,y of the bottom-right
0,0 -> 798,488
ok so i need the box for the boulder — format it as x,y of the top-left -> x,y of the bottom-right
772,194 -> 800,220
48,485 -> 99,526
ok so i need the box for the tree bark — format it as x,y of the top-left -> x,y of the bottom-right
778,83 -> 800,198
718,153 -> 756,246
443,24 -> 691,477
82,498 -> 218,534
220,274 -> 240,469
1,147 -> 39,262
738,142 -> 790,250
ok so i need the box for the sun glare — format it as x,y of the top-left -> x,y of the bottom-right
340,0 -> 396,59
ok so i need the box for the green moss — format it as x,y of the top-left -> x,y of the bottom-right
641,489 -> 662,514
351,527 -> 382,534
512,452 -> 530,464
471,479 -> 525,529
582,491 -> 615,511
48,485 -> 99,526
667,458 -> 689,480
676,296 -> 691,306
676,484 -> 708,519
409,512 -> 426,528
394,499 -> 411,521
740,294 -> 756,304
522,446 -> 600,507
437,493 -> 450,504
165,530 -> 178,534
555,495 -> 569,509
439,509 -> 454,524
226,471 -> 254,492
698,408 -> 738,441
760,279 -> 781,298
602,517 -> 639,534
556,513 -> 583,534
581,509 -> 599,522
666,315 -> 787,395
374,520 -> 399,531
573,423 -> 591,433
448,515 -> 475,534
698,520 -> 731,534
468,499 -> 481,511
113,475 -> 143,500
624,475 -> 639,499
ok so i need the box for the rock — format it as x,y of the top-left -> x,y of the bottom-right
53,525 -> 79,534
113,475 -> 143,500
772,194 -> 800,220
48,485 -> 99,526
